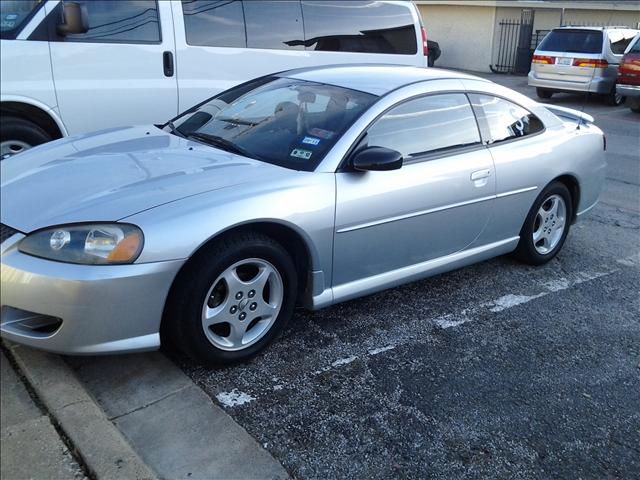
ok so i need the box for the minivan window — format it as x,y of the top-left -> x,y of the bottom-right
629,36 -> 640,53
0,0 -> 42,39
469,94 -> 544,144
244,0 -> 304,50
300,0 -> 418,54
63,1 -> 160,43
182,0 -> 245,47
364,94 -> 481,160
608,30 -> 638,55
538,29 -> 603,54
170,77 -> 377,171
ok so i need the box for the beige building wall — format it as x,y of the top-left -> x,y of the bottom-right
417,4 -> 497,72
416,1 -> 640,73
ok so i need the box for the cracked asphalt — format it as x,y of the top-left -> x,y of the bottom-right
177,73 -> 640,479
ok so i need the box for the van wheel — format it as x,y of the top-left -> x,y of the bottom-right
606,88 -> 624,106
0,116 -> 52,160
536,88 -> 554,99
628,97 -> 640,113
164,232 -> 297,366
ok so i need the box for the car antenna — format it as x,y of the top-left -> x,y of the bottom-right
576,56 -> 599,131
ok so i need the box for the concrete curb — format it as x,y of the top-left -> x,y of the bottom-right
5,343 -> 156,480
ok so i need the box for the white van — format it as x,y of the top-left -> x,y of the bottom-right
0,0 -> 429,159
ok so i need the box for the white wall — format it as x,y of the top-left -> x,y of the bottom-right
417,4 -> 497,72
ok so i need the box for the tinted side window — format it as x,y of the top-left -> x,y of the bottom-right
608,30 -> 638,55
365,94 -> 480,160
469,94 -> 543,144
300,0 -> 417,55
629,36 -> 640,54
243,0 -> 304,50
182,0 -> 245,47
65,1 -> 160,43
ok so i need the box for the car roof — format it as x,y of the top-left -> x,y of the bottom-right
280,64 -> 488,96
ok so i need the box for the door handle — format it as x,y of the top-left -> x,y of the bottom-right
163,51 -> 174,77
470,169 -> 491,181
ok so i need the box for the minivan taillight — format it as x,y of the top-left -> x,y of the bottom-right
532,55 -> 555,64
573,58 -> 608,68
421,26 -> 428,56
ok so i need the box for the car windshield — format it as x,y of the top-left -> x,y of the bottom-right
0,0 -> 42,39
168,76 -> 377,171
538,29 -> 603,54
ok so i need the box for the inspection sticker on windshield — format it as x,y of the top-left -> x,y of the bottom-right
302,136 -> 320,146
309,128 -> 334,139
291,148 -> 312,160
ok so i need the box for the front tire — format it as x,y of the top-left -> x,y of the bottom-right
514,182 -> 573,266
0,116 -> 52,160
164,233 -> 297,366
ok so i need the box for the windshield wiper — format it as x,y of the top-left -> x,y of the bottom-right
166,120 -> 185,138
187,132 -> 259,160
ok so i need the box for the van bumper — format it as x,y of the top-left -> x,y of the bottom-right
528,71 -> 615,94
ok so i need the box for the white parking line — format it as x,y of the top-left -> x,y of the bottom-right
221,253 -> 639,406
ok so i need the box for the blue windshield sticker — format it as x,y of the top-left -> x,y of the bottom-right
5,14 -> 18,20
302,136 -> 320,146
291,148 -> 312,160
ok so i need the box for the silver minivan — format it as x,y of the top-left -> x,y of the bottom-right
528,26 -> 639,105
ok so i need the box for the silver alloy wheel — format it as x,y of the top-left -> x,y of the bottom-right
0,140 -> 31,159
201,258 -> 284,351
614,92 -> 623,105
533,194 -> 566,255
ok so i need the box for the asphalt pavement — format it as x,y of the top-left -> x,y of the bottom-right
177,73 -> 640,479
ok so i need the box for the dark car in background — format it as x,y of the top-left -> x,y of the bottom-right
617,33 -> 640,113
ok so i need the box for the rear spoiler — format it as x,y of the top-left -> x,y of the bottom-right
545,105 -> 595,126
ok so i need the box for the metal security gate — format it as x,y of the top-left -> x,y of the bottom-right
490,10 -> 535,74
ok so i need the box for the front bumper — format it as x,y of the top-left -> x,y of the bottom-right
528,71 -> 614,94
1,234 -> 184,355
616,84 -> 640,97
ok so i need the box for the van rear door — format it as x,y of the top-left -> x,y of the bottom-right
46,0 -> 178,135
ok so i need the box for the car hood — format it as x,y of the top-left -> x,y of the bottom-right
1,126 -> 291,232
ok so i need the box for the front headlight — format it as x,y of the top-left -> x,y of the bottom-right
19,224 -> 144,265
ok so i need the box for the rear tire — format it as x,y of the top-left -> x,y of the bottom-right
513,182 -> 573,266
0,116 -> 52,160
628,97 -> 640,113
163,232 -> 297,366
536,88 -> 554,99
605,88 -> 625,106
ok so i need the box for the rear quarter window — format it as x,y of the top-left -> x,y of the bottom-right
608,30 -> 639,55
538,29 -> 603,54
300,0 -> 418,55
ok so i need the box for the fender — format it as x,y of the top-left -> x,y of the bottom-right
1,94 -> 69,137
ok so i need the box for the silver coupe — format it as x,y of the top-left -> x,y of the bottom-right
0,66 -> 606,365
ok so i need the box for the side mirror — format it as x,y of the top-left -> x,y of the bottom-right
351,146 -> 403,172
57,2 -> 89,36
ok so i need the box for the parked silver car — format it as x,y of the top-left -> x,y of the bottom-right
1,66 -> 606,365
528,26 -> 639,105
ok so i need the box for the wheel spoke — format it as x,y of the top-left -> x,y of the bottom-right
246,267 -> 272,293
254,301 -> 278,320
228,320 -> 247,346
222,268 -> 246,293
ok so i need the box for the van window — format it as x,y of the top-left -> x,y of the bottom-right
608,30 -> 638,55
300,0 -> 418,55
244,0 -> 304,50
64,1 -> 160,43
364,94 -> 481,160
469,94 -> 544,144
0,0 -> 42,39
182,0 -> 245,47
538,29 -> 603,54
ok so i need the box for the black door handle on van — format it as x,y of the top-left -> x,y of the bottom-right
163,51 -> 174,77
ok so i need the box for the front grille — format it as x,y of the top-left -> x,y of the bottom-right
1,224 -> 19,244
